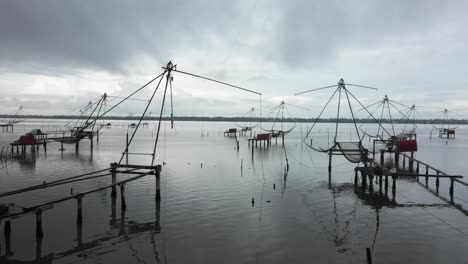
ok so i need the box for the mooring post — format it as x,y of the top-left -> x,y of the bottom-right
76,195 -> 83,225
120,184 -> 127,211
449,178 -> 454,203
36,210 -> 43,238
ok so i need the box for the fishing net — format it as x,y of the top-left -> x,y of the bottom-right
335,142 -> 368,163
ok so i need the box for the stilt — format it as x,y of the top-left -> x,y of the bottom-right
75,140 -> 79,152
449,179 -> 454,203
111,162 -> 117,197
156,172 -> 161,201
126,133 -> 129,164
5,220 -> 11,255
436,172 -> 440,195
379,175 -> 383,194
392,176 -> 396,203
425,166 -> 429,188
76,195 -> 83,224
354,169 -> 358,189
120,184 -> 126,210
328,150 -> 332,173
369,175 -> 374,193
36,210 -> 43,238
97,129 -> 100,143
384,176 -> 389,196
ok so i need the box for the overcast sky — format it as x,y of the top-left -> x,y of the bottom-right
1,0 -> 467,119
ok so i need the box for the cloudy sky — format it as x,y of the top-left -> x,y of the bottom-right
1,0 -> 467,119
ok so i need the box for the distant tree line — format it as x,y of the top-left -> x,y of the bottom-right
0,114 -> 467,124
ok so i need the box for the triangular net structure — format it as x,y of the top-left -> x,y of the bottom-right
260,101 -> 307,137
235,107 -> 260,132
358,95 -> 413,141
295,78 -> 384,164
431,108 -> 462,138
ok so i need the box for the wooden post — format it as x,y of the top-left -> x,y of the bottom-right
120,184 -> 126,211
111,162 -> 117,197
449,179 -> 454,203
403,155 -> 406,169
425,166 -> 429,188
380,150 -> 384,165
416,162 -> 420,180
395,151 -> 399,167
36,210 -> 43,238
75,140 -> 79,152
369,175 -> 374,193
384,175 -> 389,196
97,129 -> 99,143
5,220 -> 12,255
436,171 -> 440,195
366,248 -> 373,264
76,195 -> 83,224
156,173 -> 161,201
361,172 -> 367,191
126,132 -> 129,165
379,175 -> 383,193
328,150 -> 332,173
354,169 -> 358,189
392,176 -> 397,203
90,135 -> 93,151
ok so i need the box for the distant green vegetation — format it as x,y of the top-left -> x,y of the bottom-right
0,114 -> 466,124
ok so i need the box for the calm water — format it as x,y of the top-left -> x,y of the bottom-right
1,120 -> 468,263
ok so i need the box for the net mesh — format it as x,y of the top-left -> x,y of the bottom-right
334,142 -> 368,163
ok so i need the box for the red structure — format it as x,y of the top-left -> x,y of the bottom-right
224,128 -> 238,137
396,140 -> 417,152
19,135 -> 36,145
256,133 -> 271,140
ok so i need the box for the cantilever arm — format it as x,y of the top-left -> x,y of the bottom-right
294,85 -> 338,96
345,84 -> 379,90
173,69 -> 261,96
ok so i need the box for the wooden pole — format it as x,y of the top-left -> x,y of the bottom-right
328,150 -> 332,173
36,210 -> 43,238
366,248 -> 373,264
120,184 -> 126,211
436,171 -> 440,195
126,132 -> 129,165
449,179 -> 454,203
156,173 -> 161,201
76,196 -> 83,225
